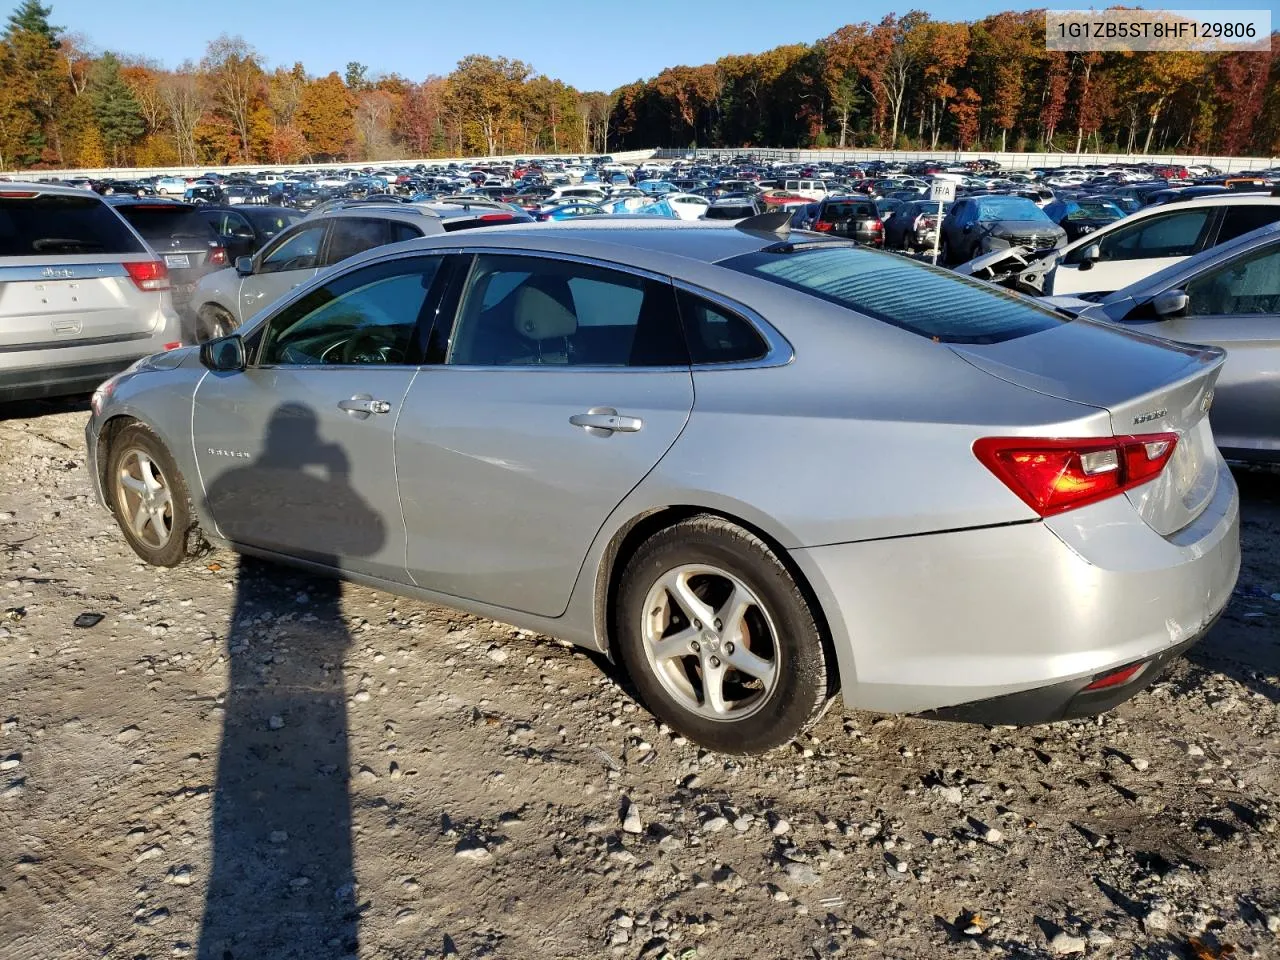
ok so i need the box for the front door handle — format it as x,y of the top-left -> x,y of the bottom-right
339,395 -> 391,418
569,407 -> 642,436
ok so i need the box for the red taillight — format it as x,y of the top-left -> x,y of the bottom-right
1083,662 -> 1147,691
973,433 -> 1178,517
479,213 -> 514,222
209,245 -> 227,265
123,259 -> 170,292
163,341 -> 182,351
813,221 -> 833,232
871,220 -> 883,231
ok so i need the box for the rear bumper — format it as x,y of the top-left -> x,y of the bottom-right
920,622 -> 1214,725
0,356 -> 145,402
789,457 -> 1240,718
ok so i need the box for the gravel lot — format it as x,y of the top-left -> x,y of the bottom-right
2,401 -> 1278,960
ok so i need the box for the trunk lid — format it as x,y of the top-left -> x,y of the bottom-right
0,258 -> 162,349
951,317 -> 1224,536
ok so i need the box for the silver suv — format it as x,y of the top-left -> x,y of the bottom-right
190,199 -> 534,340
0,182 -> 182,402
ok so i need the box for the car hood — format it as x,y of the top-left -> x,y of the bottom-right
983,219 -> 1062,236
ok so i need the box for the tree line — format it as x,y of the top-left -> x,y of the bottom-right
612,12 -> 1279,157
0,1 -> 613,170
0,1 -> 1276,172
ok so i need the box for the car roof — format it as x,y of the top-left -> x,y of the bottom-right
0,180 -> 107,198
403,218 -> 842,268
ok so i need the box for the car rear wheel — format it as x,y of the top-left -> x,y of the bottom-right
196,304 -> 237,343
107,423 -> 201,567
615,515 -> 832,754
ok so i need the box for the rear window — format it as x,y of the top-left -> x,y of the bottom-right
822,202 -> 877,219
115,206 -> 216,241
705,205 -> 756,220
723,246 -> 1064,344
0,193 -> 144,256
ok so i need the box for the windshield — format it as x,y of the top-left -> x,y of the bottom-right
723,245 -> 1064,344
974,196 -> 1048,222
1067,199 -> 1124,220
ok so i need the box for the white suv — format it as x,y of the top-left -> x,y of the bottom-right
0,183 -> 182,401
1017,194 -> 1280,297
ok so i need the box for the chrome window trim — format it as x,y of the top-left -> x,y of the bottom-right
672,280 -> 795,370
441,247 -> 793,372
246,248 -> 458,370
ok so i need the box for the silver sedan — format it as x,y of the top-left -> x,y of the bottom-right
84,215 -> 1240,754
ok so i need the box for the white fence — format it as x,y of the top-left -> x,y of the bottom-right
0,149 -> 660,181
654,147 -> 1278,173
8,145 -> 1278,179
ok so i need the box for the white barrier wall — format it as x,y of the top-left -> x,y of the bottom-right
653,147 -> 1278,173
0,149 -> 661,181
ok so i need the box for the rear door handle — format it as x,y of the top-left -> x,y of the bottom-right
569,407 -> 642,435
339,396 -> 391,417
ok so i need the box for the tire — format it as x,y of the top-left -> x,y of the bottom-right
196,304 -> 238,343
615,515 -> 832,754
106,423 -> 202,567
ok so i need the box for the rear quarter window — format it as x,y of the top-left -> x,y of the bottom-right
0,193 -> 144,256
723,246 -> 1064,344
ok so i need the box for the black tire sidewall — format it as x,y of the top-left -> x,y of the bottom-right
616,524 -> 827,754
107,425 -> 193,568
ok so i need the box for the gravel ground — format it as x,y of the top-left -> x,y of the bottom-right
1,401 -> 1278,960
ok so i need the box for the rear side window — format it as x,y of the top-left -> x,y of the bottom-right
0,193 -> 144,256
1216,205 -> 1280,244
723,246 -> 1063,344
115,206 -> 215,242
324,217 -> 390,266
677,291 -> 768,364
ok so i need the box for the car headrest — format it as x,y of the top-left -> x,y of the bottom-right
514,285 -> 577,341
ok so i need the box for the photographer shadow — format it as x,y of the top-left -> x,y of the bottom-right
197,403 -> 385,960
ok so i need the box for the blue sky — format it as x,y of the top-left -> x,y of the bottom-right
45,0 -> 1264,90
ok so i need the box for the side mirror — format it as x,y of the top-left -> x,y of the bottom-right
199,334 -> 246,371
234,256 -> 254,276
1152,288 -> 1189,319
1081,243 -> 1101,262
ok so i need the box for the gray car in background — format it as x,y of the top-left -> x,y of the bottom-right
1051,221 -> 1280,463
940,194 -> 1067,265
189,200 -> 534,340
0,182 -> 182,402
85,217 -> 1238,753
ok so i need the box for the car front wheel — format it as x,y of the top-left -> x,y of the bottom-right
615,515 -> 832,754
107,423 -> 201,567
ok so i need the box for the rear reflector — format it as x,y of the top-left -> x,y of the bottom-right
123,259 -> 171,291
973,433 -> 1178,516
1083,662 -> 1146,691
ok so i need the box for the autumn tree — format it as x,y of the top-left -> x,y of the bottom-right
1039,51 -> 1069,148
916,20 -> 969,149
950,86 -> 981,148
160,65 -> 205,165
4,0 -> 68,163
298,71 -> 354,159
445,55 -> 530,155
1216,52 -> 1270,155
201,35 -> 263,162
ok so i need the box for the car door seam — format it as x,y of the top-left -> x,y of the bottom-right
393,368 -> 422,585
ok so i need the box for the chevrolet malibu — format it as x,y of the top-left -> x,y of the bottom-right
84,215 -> 1240,754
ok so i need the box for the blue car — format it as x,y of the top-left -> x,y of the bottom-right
533,201 -> 606,222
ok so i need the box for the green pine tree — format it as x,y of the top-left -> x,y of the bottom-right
5,0 -> 60,42
88,52 -> 144,161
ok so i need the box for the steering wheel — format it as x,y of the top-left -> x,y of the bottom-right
342,330 -> 393,364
